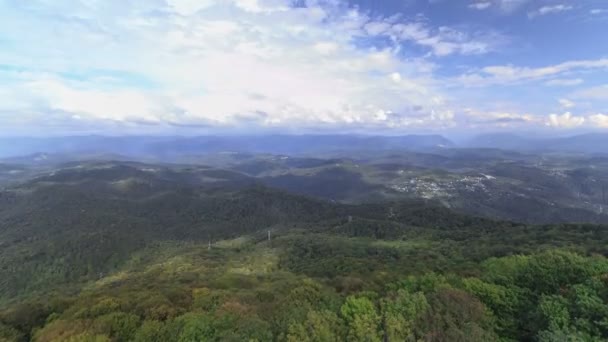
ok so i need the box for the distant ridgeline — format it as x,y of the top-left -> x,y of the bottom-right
0,161 -> 607,341
2,133 -> 608,160
0,135 -> 455,159
3,149 -> 608,225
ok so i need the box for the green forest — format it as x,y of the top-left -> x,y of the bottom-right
1,165 -> 608,341
2,221 -> 608,341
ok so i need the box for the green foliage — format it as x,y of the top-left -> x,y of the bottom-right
94,312 -> 140,341
380,290 -> 428,340
133,321 -> 172,342
173,313 -> 216,342
2,167 -> 608,341
539,295 -> 571,331
515,251 -> 598,294
462,277 -> 522,336
340,296 -> 381,342
415,288 -> 499,342
286,310 -> 343,342
63,333 -> 110,342
3,230 -> 608,342
0,322 -> 24,342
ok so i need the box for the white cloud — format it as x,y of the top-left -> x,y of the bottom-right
572,85 -> 608,101
485,0 -> 531,13
313,42 -> 339,55
590,9 -> 607,15
0,0 -> 466,132
589,114 -> 608,128
232,0 -> 289,13
390,72 -> 402,83
458,59 -> 608,86
1,0 -> 601,134
468,2 -> 492,10
528,4 -> 573,18
546,112 -> 585,128
558,98 -> 575,109
462,108 -> 538,128
167,0 -> 216,16
466,0 -> 530,13
545,78 -> 584,86
390,22 -> 502,56
364,21 -> 392,36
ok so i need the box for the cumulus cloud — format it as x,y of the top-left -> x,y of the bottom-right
589,114 -> 608,128
546,112 -> 585,128
0,0 -> 486,132
0,0 -> 601,134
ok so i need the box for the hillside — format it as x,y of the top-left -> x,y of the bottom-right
0,161 -> 499,303
1,162 -> 608,341
193,152 -> 608,224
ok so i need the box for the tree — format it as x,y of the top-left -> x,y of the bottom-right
286,310 -> 344,342
173,313 -> 216,342
94,312 -> 141,342
133,321 -> 173,342
340,296 -> 381,342
538,295 -> 571,331
462,277 -> 522,338
415,288 -> 498,342
380,290 -> 429,341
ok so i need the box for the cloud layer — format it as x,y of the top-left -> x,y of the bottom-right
0,0 -> 461,133
0,0 -> 606,134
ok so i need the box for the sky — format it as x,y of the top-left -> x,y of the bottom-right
0,0 -> 607,136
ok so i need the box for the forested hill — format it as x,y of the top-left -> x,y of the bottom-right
0,162 -> 502,301
1,162 -> 608,341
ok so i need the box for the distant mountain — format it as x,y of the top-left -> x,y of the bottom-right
0,136 -> 171,159
545,133 -> 608,154
0,134 -> 455,159
466,133 -> 536,151
468,133 -> 608,154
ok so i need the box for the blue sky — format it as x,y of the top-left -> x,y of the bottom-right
0,0 -> 607,135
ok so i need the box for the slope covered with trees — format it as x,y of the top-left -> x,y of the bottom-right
1,162 -> 607,341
